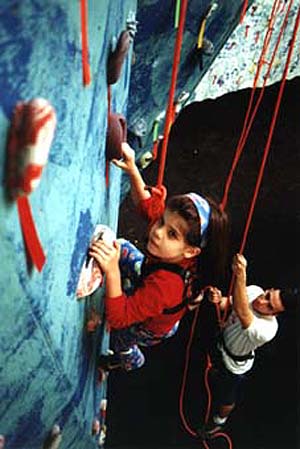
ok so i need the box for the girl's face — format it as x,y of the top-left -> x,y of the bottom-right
147,208 -> 200,263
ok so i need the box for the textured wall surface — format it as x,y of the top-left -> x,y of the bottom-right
0,1 -> 136,448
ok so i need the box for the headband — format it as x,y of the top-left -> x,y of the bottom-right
186,192 -> 211,245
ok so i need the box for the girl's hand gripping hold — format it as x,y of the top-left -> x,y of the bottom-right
89,240 -> 120,274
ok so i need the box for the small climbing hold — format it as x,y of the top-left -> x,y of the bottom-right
98,424 -> 107,447
42,424 -> 62,449
130,117 -> 148,137
176,91 -> 190,105
201,37 -> 214,55
92,418 -> 100,436
105,113 -> 127,161
86,307 -> 101,333
100,398 -> 107,414
126,12 -> 138,41
194,36 -> 214,70
138,151 -> 153,170
107,30 -> 131,85
97,367 -> 108,384
0,434 -> 5,449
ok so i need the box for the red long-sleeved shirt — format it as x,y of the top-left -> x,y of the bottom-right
105,193 -> 193,335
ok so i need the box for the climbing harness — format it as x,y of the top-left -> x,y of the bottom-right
140,260 -> 194,315
219,333 -> 254,362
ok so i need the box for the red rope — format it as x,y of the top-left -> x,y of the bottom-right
240,0 -> 249,23
222,0 -> 300,321
179,307 -> 199,438
239,4 -> 300,254
203,353 -> 212,425
178,296 -> 233,448
220,0 -> 282,211
106,86 -> 112,187
235,0 -> 294,164
178,3 -> 300,443
80,0 -> 91,86
157,0 -> 188,187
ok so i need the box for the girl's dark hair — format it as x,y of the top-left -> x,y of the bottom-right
167,194 -> 230,288
167,194 -> 201,247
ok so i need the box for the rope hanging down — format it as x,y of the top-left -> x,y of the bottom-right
240,0 -> 249,24
222,0 -> 298,318
220,0 -> 292,211
239,3 -> 300,255
157,0 -> 188,187
178,3 -> 300,446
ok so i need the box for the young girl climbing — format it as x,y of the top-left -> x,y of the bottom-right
89,142 -> 229,372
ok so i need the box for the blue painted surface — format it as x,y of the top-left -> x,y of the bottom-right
0,1 -> 136,448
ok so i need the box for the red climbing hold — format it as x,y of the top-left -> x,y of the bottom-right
107,30 -> 131,85
105,113 -> 127,161
6,98 -> 56,197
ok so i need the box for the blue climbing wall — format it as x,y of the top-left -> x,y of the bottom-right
0,1 -> 136,448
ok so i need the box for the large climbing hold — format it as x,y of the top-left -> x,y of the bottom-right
6,98 -> 57,272
105,113 -> 127,161
107,30 -> 131,85
6,98 -> 57,197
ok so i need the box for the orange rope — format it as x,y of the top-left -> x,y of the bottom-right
222,0 -> 299,321
240,0 -> 249,24
220,0 -> 283,211
203,353 -> 212,424
179,307 -> 199,438
235,0 -> 294,165
178,3 -> 300,445
80,0 -> 91,86
157,0 -> 188,187
239,4 -> 300,255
